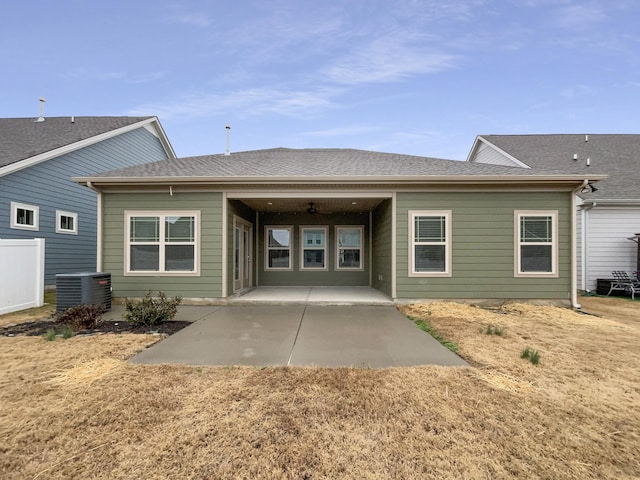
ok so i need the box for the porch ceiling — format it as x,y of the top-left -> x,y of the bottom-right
238,197 -> 385,214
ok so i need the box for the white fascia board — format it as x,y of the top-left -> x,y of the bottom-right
581,199 -> 640,207
145,117 -> 177,159
74,174 -> 608,187
466,136 -> 531,169
0,118 -> 172,178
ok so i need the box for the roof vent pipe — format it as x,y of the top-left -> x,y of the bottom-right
573,153 -> 578,161
586,157 -> 591,167
224,124 -> 231,156
35,97 -> 46,122
585,134 -> 589,142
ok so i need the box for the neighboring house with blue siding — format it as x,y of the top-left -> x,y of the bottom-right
75,148 -> 604,306
0,116 -> 175,285
467,134 -> 637,292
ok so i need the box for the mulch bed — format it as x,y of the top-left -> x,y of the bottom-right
2,319 -> 191,337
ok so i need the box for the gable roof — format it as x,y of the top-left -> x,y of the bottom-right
0,116 -> 176,175
74,147 -> 603,187
470,134 -> 637,201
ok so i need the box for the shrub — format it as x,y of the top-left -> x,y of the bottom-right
54,304 -> 104,330
44,328 -> 57,341
124,291 -> 182,327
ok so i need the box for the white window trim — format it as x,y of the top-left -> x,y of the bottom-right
124,210 -> 200,276
10,201 -> 39,231
300,225 -> 328,271
514,210 -> 558,278
335,225 -> 364,271
265,225 -> 293,271
408,210 -> 452,278
56,210 -> 78,235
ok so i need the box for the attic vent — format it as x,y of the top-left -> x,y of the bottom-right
35,97 -> 46,122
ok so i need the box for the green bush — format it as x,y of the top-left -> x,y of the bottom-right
124,291 -> 182,327
54,304 -> 104,330
521,347 -> 541,365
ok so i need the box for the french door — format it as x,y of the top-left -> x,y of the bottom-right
233,218 -> 253,292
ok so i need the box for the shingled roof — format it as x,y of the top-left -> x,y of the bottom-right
76,147 -> 600,185
0,116 -> 154,168
474,135 -> 639,200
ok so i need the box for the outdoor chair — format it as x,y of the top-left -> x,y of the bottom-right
608,271 -> 640,300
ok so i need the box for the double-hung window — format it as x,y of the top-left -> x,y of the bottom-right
336,226 -> 364,270
515,211 -> 557,277
126,211 -> 199,275
300,226 -> 327,270
409,211 -> 451,277
56,210 -> 78,234
10,202 -> 39,231
266,226 -> 292,270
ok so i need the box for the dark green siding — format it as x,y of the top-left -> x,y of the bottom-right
395,191 -> 573,300
371,199 -> 392,296
258,212 -> 370,286
103,192 -> 223,299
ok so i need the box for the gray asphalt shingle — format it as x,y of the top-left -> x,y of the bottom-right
83,147 -> 584,180
479,134 -> 640,200
0,116 -> 152,168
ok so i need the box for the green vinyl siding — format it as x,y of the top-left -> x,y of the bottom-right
102,192 -> 223,299
395,191 -> 572,300
258,212 -> 369,286
371,199 -> 392,296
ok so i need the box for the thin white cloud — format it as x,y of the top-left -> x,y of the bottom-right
324,32 -> 459,85
60,68 -> 166,84
560,85 -> 596,98
550,3 -> 607,31
162,5 -> 211,27
127,87 -> 343,120
301,125 -> 385,137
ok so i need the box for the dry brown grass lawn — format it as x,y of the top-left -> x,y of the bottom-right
1,297 -> 639,479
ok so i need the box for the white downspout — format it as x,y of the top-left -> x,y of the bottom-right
86,181 -> 103,272
581,201 -> 597,292
571,180 -> 588,309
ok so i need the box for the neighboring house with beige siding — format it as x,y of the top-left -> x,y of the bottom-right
467,134 -> 636,292
74,148 -> 602,306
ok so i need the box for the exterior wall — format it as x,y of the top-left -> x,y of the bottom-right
582,206 -> 640,291
395,191 -> 573,300
0,127 -> 169,284
470,142 -> 521,167
371,199 -> 393,297
102,191 -> 224,299
258,211 -> 370,287
227,199 -> 257,295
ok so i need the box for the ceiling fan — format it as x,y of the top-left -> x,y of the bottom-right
307,202 -> 318,214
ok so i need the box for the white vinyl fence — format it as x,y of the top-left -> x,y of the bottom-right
0,239 -> 45,315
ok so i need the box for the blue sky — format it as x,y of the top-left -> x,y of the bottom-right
2,1 -> 639,160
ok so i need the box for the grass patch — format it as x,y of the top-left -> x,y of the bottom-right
521,347 -> 541,365
407,315 -> 459,353
44,328 -> 57,341
484,324 -> 505,336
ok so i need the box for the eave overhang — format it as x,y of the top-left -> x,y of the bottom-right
74,174 -> 607,189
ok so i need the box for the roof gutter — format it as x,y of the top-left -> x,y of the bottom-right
73,174 -> 607,187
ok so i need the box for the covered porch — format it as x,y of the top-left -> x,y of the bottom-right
226,193 -> 394,299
